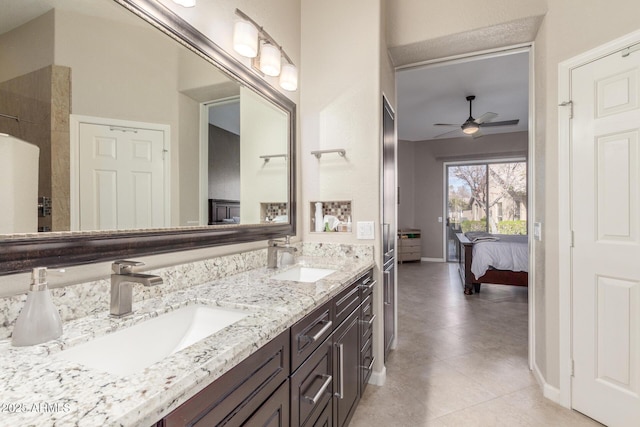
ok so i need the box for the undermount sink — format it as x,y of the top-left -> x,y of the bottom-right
271,266 -> 336,283
56,305 -> 248,376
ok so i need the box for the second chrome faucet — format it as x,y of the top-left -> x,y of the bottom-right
267,237 -> 297,268
110,260 -> 163,317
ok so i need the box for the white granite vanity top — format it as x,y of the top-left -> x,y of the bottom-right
0,255 -> 373,426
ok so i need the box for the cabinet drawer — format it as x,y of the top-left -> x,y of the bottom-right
358,270 -> 375,300
360,295 -> 374,341
311,399 -> 333,427
244,379 -> 289,427
161,330 -> 290,427
399,239 -> 421,248
334,282 -> 360,327
291,300 -> 334,372
360,335 -> 374,393
290,336 -> 333,427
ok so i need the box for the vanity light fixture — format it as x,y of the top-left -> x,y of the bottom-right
233,9 -> 298,92
311,149 -> 346,159
172,0 -> 196,7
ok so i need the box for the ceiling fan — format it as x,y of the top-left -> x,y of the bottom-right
433,95 -> 519,139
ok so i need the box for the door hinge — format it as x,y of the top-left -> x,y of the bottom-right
570,230 -> 575,248
571,359 -> 575,377
162,149 -> 168,160
559,100 -> 573,119
622,43 -> 640,58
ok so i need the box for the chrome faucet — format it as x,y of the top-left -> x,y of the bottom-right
110,260 -> 163,317
267,237 -> 297,268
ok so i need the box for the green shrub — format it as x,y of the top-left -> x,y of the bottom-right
460,220 -> 486,233
497,220 -> 527,235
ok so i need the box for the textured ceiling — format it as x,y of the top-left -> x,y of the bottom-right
389,15 -> 544,68
397,50 -> 529,142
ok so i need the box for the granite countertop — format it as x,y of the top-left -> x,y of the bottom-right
0,256 -> 374,426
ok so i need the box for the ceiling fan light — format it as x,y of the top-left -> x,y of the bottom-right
461,121 -> 479,135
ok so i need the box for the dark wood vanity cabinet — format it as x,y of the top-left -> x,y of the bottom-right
332,307 -> 360,427
158,330 -> 290,427
157,269 -> 374,427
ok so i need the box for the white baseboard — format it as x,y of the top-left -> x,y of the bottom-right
532,361 -> 565,406
420,257 -> 445,263
368,366 -> 386,386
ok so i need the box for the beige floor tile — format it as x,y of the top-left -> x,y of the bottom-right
350,261 -> 594,427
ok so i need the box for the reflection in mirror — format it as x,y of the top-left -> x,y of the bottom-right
0,0 -> 290,236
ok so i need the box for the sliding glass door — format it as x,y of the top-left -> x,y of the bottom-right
446,160 -> 527,262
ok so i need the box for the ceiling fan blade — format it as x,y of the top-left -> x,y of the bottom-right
434,123 -> 459,126
480,119 -> 520,127
474,112 -> 498,124
472,130 -> 485,139
433,129 -> 461,139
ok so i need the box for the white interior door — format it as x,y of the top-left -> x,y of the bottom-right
78,123 -> 166,230
571,45 -> 640,426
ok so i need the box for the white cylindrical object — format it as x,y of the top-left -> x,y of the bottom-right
233,21 -> 259,58
259,43 -> 281,76
279,63 -> 298,91
314,202 -> 324,232
0,134 -> 39,234
172,0 -> 196,8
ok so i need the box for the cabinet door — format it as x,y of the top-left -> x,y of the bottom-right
383,262 -> 395,361
333,308 -> 360,427
244,379 -> 289,427
290,336 -> 333,427
311,399 -> 333,427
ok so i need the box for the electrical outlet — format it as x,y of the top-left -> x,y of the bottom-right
534,222 -> 542,241
357,221 -> 375,240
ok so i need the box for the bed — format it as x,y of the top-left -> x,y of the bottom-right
456,233 -> 528,294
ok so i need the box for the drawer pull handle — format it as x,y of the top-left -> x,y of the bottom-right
302,320 -> 332,343
383,271 -> 391,305
359,280 -> 376,291
362,277 -> 372,286
335,343 -> 344,399
302,374 -> 332,405
365,356 -> 376,371
359,313 -> 376,327
366,313 -> 376,326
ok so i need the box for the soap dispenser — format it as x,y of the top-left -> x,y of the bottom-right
11,267 -> 63,347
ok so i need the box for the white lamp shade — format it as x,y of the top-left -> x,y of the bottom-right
259,43 -> 281,76
279,63 -> 298,91
172,0 -> 196,7
233,21 -> 258,58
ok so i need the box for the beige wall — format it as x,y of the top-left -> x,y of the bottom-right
240,87 -> 288,224
534,0 -> 640,389
399,132 -> 528,259
0,11 -> 54,82
301,0 -> 387,374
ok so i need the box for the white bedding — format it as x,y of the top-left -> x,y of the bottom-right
471,234 -> 529,280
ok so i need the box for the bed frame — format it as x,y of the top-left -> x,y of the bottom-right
456,233 -> 528,294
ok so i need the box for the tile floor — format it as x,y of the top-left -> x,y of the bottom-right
350,261 -> 602,427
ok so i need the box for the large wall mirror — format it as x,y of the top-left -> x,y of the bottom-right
0,0 -> 296,274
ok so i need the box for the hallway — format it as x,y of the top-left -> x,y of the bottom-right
350,262 -> 600,426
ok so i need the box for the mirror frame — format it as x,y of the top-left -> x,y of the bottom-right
0,0 -> 296,275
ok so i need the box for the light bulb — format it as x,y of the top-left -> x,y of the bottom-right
279,63 -> 298,91
259,43 -> 281,77
233,21 -> 259,58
